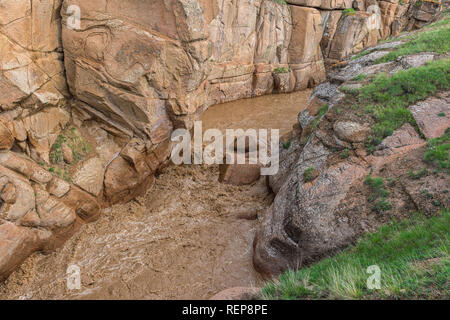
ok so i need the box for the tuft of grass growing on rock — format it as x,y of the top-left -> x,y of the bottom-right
341,148 -> 350,159
274,67 -> 289,74
262,210 -> 450,300
50,128 -> 91,166
353,74 -> 367,81
303,167 -> 318,182
49,127 -> 92,181
351,49 -> 374,60
365,175 -> 391,214
424,128 -> 450,173
342,8 -> 357,16
283,140 -> 291,150
311,104 -> 329,131
409,168 -> 429,180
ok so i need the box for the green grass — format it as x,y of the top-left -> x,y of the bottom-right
409,168 -> 429,180
262,210 -> 450,300
365,175 -> 391,214
355,59 -> 450,148
303,167 -> 317,182
311,104 -> 329,131
424,128 -> 450,173
48,127 -> 92,181
283,140 -> 291,150
351,49 -> 374,60
376,22 -> 450,63
342,8 -> 357,16
425,11 -> 450,29
341,148 -> 350,159
351,12 -> 449,62
274,67 -> 289,74
50,128 -> 91,166
353,74 -> 367,81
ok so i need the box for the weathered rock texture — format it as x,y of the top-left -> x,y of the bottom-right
254,43 -> 449,275
0,0 -> 444,281
0,150 -> 100,280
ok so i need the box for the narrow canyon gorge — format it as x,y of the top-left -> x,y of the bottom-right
0,0 -> 448,299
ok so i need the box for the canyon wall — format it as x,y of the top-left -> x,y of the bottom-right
0,0 -> 442,280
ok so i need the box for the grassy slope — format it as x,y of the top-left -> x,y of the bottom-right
263,15 -> 450,300
359,58 -> 450,148
376,25 -> 450,63
352,11 -> 450,62
262,211 -> 449,300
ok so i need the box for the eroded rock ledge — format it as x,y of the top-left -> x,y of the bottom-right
0,0 -> 443,281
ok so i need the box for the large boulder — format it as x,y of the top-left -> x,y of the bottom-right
409,96 -> 450,139
254,134 -> 369,274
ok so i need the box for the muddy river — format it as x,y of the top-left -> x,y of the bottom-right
0,90 -> 311,299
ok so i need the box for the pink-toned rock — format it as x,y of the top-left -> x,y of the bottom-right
72,157 -> 104,197
409,97 -> 450,139
0,0 -> 66,111
219,162 -> 262,186
374,123 -> 426,157
219,151 -> 262,186
0,120 -> 14,150
289,7 -> 323,65
104,156 -> 154,204
62,143 -> 73,164
0,182 -> 16,204
0,222 -> 42,281
334,121 -> 371,143
0,167 -> 36,222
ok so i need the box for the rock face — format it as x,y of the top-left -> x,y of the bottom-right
0,0 -> 444,281
409,96 -> 450,139
0,0 -> 69,162
0,151 -> 100,280
253,46 -> 449,276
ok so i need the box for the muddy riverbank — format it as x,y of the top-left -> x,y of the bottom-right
0,90 -> 311,299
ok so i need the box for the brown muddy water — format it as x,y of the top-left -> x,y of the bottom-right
0,90 -> 311,300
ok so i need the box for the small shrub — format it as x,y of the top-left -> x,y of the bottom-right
283,140 -> 291,150
409,168 -> 428,180
341,148 -> 350,159
365,175 -> 391,213
274,67 -> 288,74
343,8 -> 357,16
374,199 -> 392,214
311,105 -> 329,131
353,74 -> 367,81
304,167 -> 318,182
